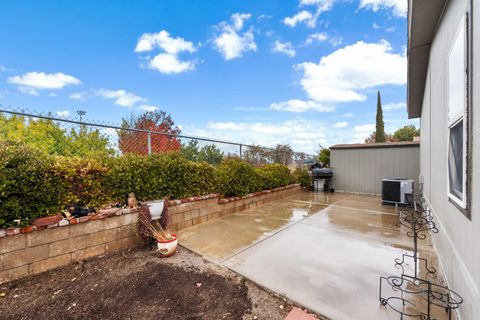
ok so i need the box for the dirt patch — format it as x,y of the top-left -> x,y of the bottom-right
0,247 -> 295,319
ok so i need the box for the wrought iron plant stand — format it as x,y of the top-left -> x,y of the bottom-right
379,198 -> 463,320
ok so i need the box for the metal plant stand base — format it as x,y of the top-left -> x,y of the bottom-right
379,198 -> 463,319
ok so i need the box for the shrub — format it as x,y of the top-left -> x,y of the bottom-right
0,146 -> 296,227
149,152 -> 217,199
54,156 -> 111,208
104,153 -> 154,202
0,142 -> 64,226
105,152 -> 219,201
217,158 -> 260,197
257,163 -> 293,190
293,167 -> 311,188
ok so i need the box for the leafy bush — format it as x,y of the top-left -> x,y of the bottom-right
0,142 -> 64,226
0,146 -> 295,227
257,163 -> 293,190
54,156 -> 111,208
104,153 -> 153,202
217,158 -> 260,197
293,167 -> 311,188
105,152 -> 218,201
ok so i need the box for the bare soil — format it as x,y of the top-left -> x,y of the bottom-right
0,247 -> 297,320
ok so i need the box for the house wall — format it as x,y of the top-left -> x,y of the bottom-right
330,145 -> 420,195
420,0 -> 480,319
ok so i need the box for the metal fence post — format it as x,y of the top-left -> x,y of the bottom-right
283,152 -> 286,165
147,130 -> 152,155
239,144 -> 242,158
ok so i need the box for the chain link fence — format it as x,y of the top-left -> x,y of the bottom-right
0,106 -> 316,166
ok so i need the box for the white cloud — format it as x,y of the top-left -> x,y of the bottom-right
328,36 -> 343,47
213,13 -> 257,60
352,124 -> 375,142
149,53 -> 196,74
0,65 -> 8,72
205,120 -> 329,153
359,0 -> 407,17
283,0 -> 334,28
373,22 -> 380,29
135,30 -> 197,74
56,110 -> 71,118
283,11 -> 315,28
138,105 -> 160,112
69,92 -> 87,101
305,32 -> 328,45
272,40 -> 296,57
332,121 -> 348,128
17,86 -> 39,96
340,112 -> 355,118
384,102 -> 406,111
230,13 -> 251,30
258,14 -> 272,20
270,99 -> 334,112
135,30 -> 196,54
296,40 -> 406,104
97,89 -> 146,107
8,72 -> 80,94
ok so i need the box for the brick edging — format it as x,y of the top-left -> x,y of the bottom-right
0,184 -> 300,238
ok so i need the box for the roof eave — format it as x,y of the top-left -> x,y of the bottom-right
407,0 -> 447,119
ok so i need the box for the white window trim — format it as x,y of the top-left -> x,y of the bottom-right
446,14 -> 468,209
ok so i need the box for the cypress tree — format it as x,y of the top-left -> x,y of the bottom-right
375,91 -> 385,143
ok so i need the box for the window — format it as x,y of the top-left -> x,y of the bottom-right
447,15 -> 468,210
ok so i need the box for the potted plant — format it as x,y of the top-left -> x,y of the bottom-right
138,204 -> 177,257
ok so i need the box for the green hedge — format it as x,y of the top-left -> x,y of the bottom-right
257,163 -> 294,190
217,158 -> 260,197
0,144 -> 297,227
0,143 -> 64,226
292,167 -> 311,188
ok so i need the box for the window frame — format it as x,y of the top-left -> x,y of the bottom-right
446,11 -> 472,217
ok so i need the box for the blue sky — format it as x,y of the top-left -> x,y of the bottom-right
0,0 -> 417,153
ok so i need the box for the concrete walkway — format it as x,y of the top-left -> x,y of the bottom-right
179,192 -> 450,320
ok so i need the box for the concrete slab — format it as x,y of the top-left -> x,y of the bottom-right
179,194 -> 327,262
179,192 -> 450,320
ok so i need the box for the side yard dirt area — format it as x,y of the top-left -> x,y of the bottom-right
0,246 -> 298,320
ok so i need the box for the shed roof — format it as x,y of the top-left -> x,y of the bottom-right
330,141 -> 420,150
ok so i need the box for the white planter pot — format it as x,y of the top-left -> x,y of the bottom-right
147,200 -> 164,220
157,234 -> 177,257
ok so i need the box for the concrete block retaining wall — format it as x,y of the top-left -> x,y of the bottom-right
0,184 -> 300,283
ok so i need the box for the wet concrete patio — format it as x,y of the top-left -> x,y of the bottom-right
179,192 -> 451,320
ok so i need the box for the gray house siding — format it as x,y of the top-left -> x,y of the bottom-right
419,0 -> 479,319
330,144 -> 420,195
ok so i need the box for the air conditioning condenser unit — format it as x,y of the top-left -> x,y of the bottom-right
382,177 -> 414,205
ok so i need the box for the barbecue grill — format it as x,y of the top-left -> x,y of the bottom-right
312,168 -> 334,192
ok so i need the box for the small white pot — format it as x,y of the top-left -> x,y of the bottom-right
157,234 -> 177,257
147,200 -> 164,220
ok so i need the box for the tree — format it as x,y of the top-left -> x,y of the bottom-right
393,125 -> 420,141
375,91 -> 385,143
181,140 -> 224,165
118,110 -> 181,155
318,146 -> 330,166
365,132 -> 396,143
0,114 -> 113,157
271,144 -> 294,165
243,145 -> 271,166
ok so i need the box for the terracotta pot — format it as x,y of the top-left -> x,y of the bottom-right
157,234 -> 177,257
32,215 -> 63,227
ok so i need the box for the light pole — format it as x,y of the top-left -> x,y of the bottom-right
76,110 -> 86,122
